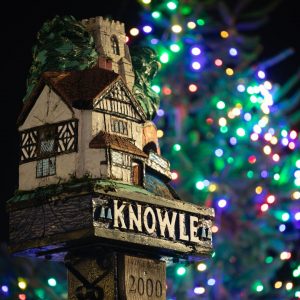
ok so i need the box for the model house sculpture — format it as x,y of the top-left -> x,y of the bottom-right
8,16 -> 214,299
17,16 -> 172,196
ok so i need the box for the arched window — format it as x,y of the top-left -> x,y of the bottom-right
111,35 -> 120,55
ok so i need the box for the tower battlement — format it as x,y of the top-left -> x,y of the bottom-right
82,16 -> 125,34
82,16 -> 134,90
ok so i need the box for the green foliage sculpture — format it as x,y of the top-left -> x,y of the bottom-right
24,15 -> 98,101
131,46 -> 161,120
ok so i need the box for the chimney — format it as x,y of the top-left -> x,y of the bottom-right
96,56 -> 113,71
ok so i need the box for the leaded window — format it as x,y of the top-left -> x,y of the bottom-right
111,119 -> 128,135
36,157 -> 56,178
39,126 -> 55,157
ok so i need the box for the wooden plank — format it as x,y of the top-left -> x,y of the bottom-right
119,255 -> 166,300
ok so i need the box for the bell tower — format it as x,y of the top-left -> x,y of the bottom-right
82,17 -> 135,91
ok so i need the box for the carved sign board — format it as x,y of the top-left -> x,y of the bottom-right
93,194 -> 214,258
119,255 -> 166,300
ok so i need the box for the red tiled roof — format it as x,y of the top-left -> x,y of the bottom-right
17,68 -> 119,125
89,131 -> 148,158
42,68 -> 119,104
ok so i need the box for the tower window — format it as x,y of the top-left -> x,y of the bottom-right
111,35 -> 120,55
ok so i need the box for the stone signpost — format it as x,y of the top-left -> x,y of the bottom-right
7,15 -> 215,299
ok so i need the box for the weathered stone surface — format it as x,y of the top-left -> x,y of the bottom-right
9,184 -> 214,259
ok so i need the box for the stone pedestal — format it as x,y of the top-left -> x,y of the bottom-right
66,251 -> 166,300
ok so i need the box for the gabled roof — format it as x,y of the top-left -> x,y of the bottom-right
18,68 -> 146,125
89,131 -> 148,158
94,79 -> 147,122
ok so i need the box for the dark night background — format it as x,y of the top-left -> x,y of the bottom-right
0,0 -> 299,242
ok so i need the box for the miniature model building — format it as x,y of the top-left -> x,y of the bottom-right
8,16 -> 214,268
17,16 -> 170,195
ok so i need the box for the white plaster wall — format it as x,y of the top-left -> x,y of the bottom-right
19,153 -> 77,190
80,110 -> 92,176
80,110 -> 108,178
91,111 -> 106,135
85,149 -> 107,178
132,122 -> 143,150
19,86 -> 74,131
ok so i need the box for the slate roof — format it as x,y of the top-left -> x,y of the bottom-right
89,131 -> 148,158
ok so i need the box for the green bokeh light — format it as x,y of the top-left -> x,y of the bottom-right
176,266 -> 186,276
196,181 -> 205,190
247,171 -> 254,178
274,173 -> 280,181
196,18 -> 205,26
253,281 -> 264,293
181,6 -> 192,15
227,157 -> 234,164
256,285 -> 264,292
293,269 -> 300,277
265,256 -> 273,264
167,1 -> 177,10
170,44 -> 181,52
220,126 -> 228,133
216,101 -> 226,109
215,158 -> 225,171
236,128 -> 246,137
173,143 -> 181,151
152,11 -> 161,19
35,288 -> 45,298
281,212 -> 290,222
48,278 -> 57,287
151,85 -> 161,93
160,52 -> 169,63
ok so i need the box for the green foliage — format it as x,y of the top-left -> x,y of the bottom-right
24,15 -> 98,101
131,46 -> 160,120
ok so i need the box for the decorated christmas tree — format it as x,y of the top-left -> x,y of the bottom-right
128,0 -> 300,299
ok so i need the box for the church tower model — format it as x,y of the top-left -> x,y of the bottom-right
8,16 -> 214,300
